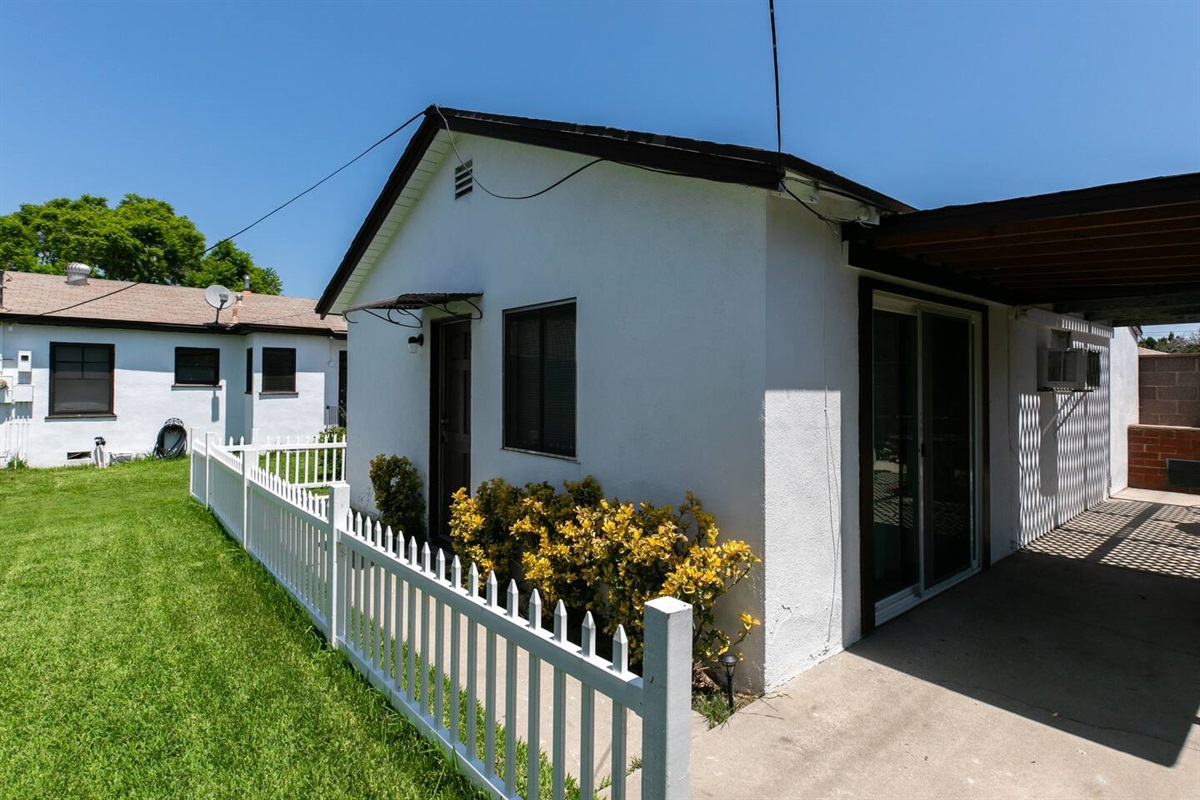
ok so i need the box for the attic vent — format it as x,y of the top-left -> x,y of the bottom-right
454,160 -> 473,199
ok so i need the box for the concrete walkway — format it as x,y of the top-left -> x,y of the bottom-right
691,497 -> 1200,799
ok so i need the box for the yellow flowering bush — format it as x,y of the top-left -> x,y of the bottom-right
449,476 -> 602,584
451,475 -> 761,671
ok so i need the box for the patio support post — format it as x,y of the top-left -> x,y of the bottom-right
641,596 -> 692,800
327,482 -> 349,649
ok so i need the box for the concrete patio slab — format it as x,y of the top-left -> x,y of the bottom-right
691,498 -> 1200,799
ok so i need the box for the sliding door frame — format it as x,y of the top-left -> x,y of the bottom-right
858,278 -> 991,636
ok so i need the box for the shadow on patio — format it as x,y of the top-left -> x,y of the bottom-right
852,498 -> 1200,767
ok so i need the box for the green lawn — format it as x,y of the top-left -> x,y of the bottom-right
0,458 -> 484,800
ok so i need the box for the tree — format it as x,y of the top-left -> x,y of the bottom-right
183,239 -> 283,295
1141,330 -> 1200,354
0,194 -> 282,294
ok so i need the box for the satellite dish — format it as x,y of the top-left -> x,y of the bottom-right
204,284 -> 235,310
204,284 -> 235,324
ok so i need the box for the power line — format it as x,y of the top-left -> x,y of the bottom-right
768,0 -> 783,156
204,109 -> 426,254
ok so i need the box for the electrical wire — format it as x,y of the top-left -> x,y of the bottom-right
0,276 -> 144,324
780,182 -> 841,236
769,0 -> 783,156
433,105 -> 607,200
204,110 -> 426,254
2,110 -> 429,323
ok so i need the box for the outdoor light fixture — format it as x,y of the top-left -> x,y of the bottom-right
719,651 -> 738,711
407,333 -> 425,353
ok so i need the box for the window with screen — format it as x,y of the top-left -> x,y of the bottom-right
50,343 -> 114,415
262,347 -> 296,393
504,302 -> 576,457
245,347 -> 253,394
174,347 -> 219,386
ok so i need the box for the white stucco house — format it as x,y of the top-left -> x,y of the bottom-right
0,269 -> 346,467
315,106 -> 1195,692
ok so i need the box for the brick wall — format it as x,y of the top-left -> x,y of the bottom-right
1139,353 -> 1200,426
1128,424 -> 1200,494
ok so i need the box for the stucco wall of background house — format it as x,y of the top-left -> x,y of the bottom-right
0,324 -> 231,467
1108,327 -> 1140,493
343,133 -> 774,684
0,324 -> 342,466
762,195 -> 861,689
245,332 -> 343,443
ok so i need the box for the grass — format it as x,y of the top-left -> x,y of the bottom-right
0,458 -> 485,800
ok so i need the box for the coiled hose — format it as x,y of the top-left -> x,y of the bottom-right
153,418 -> 188,459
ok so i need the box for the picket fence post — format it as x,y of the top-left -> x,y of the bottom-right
240,444 -> 255,546
188,427 -> 196,497
203,432 -> 214,510
327,482 -> 349,649
641,596 -> 692,800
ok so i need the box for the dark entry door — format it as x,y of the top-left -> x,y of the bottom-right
432,319 -> 471,542
337,350 -> 347,427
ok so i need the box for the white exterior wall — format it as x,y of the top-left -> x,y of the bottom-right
761,196 -> 860,687
245,332 -> 344,442
0,323 -> 343,466
1108,327 -> 1140,494
340,133 -> 1131,693
1001,312 -> 1114,552
0,325 -> 231,466
345,134 -> 772,683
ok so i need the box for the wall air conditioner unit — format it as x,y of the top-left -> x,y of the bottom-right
1039,347 -> 1088,391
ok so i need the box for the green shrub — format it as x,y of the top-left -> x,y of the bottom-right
369,455 -> 426,544
318,425 -> 346,443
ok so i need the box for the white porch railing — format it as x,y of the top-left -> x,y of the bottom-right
190,433 -> 692,800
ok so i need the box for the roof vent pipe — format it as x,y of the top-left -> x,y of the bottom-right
65,262 -> 91,286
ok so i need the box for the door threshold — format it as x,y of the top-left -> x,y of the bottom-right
874,565 -> 980,627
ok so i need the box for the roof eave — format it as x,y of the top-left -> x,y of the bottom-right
316,105 -> 912,316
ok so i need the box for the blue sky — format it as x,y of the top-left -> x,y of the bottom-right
1,0 -> 1197,333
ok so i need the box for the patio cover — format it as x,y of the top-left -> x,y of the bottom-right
843,172 -> 1200,326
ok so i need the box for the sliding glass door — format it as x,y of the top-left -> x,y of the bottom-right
871,295 -> 980,624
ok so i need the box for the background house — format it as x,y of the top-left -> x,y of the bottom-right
316,107 -> 1183,692
0,269 -> 346,467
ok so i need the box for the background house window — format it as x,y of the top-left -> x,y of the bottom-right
245,347 -> 253,394
50,342 -> 114,415
175,347 -> 220,386
504,302 -> 576,457
262,347 -> 296,393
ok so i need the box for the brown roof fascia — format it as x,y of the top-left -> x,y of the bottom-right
316,105 -> 911,316
1,313 -> 345,339
440,107 -> 912,212
316,114 -> 443,316
850,172 -> 1200,244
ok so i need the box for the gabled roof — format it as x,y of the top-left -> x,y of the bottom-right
0,271 -> 346,337
316,105 -> 912,315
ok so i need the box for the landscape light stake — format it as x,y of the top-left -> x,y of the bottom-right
719,651 -> 738,711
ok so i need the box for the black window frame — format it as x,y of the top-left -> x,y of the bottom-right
49,342 -> 115,417
261,347 -> 297,394
245,347 -> 253,394
503,300 -> 576,458
174,347 -> 220,387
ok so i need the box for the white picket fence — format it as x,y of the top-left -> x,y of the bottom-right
220,433 -> 347,488
0,417 -> 31,465
190,433 -> 691,800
